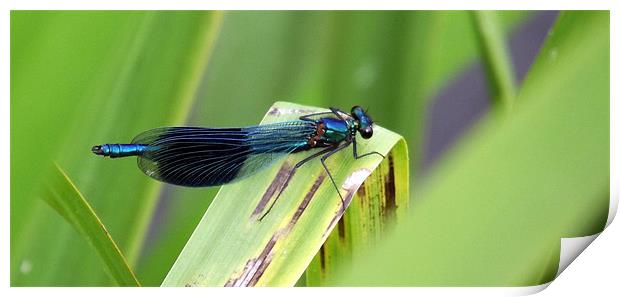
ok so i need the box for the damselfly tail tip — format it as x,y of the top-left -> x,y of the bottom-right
91,145 -> 104,156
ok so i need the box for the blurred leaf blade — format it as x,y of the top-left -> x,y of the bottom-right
330,10 -> 609,286
471,10 -> 517,109
161,102 -> 408,286
11,11 -> 221,285
42,164 -> 140,286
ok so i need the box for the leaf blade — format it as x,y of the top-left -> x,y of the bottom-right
42,164 -> 140,286
471,10 -> 517,109
161,102 -> 409,286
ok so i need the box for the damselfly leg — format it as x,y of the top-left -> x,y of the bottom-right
258,146 -> 337,221
319,141 -> 352,216
258,137 -> 384,221
352,137 -> 385,159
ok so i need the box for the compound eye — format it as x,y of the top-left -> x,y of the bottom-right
360,126 -> 373,139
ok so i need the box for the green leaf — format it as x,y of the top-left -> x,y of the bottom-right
161,102 -> 408,286
304,139 -> 409,285
42,164 -> 140,286
330,11 -> 609,286
11,11 -> 222,285
471,11 -> 517,109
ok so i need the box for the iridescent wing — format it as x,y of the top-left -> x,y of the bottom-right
131,121 -> 316,187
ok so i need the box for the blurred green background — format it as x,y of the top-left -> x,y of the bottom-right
11,11 -> 609,286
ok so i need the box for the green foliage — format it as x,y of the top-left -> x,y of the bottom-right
11,11 -> 222,285
11,10 -> 608,288
135,11 -> 529,285
330,11 -> 609,286
471,11 -> 517,109
42,164 -> 139,286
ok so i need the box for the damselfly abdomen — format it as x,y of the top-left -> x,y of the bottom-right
92,106 -> 383,219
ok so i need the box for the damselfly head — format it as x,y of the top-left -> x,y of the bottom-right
351,105 -> 374,139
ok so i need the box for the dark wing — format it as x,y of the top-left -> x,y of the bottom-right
131,121 -> 316,187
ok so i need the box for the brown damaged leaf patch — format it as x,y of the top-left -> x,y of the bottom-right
252,162 -> 294,217
226,173 -> 326,286
382,154 -> 396,218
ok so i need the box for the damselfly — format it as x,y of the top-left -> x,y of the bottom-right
92,106 -> 384,220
